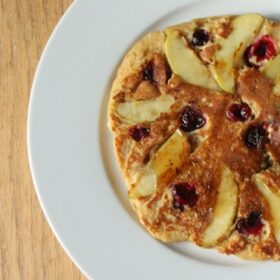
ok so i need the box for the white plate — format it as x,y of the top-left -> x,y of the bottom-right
28,0 -> 280,279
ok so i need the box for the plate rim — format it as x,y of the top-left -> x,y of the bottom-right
26,0 -> 92,278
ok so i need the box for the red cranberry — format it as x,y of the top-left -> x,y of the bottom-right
191,29 -> 210,46
180,106 -> 206,132
244,124 -> 268,149
143,63 -> 154,82
243,46 -> 254,67
129,125 -> 150,141
226,103 -> 252,122
172,183 -> 198,210
244,35 -> 276,67
236,212 -> 263,236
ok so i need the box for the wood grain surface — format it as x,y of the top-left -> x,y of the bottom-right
0,1 -> 87,279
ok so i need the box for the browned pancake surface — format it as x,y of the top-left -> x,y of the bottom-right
108,14 -> 280,260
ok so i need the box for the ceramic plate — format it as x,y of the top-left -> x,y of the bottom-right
28,0 -> 280,279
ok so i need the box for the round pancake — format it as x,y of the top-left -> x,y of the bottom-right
108,14 -> 280,260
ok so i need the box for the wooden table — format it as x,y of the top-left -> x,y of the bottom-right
0,1 -> 86,279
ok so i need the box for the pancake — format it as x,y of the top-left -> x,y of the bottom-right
108,14 -> 280,260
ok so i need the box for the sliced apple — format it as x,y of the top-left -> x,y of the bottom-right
202,167 -> 238,247
116,94 -> 174,124
272,76 -> 280,95
254,174 -> 280,243
164,29 -> 220,90
263,53 -> 280,94
211,14 -> 264,93
129,130 -> 189,198
263,53 -> 280,80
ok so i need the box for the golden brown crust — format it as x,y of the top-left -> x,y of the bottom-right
108,14 -> 280,260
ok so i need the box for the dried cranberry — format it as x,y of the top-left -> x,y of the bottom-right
143,63 -> 154,82
180,106 -> 206,132
129,125 -> 150,141
226,103 -> 252,122
236,212 -> 263,236
244,124 -> 268,149
172,183 -> 198,210
191,29 -> 209,47
244,35 -> 276,67
243,46 -> 254,67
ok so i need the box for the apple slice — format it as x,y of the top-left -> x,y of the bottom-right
263,53 -> 280,80
272,76 -> 280,95
263,53 -> 280,94
164,29 -> 220,90
254,174 -> 280,243
116,94 -> 174,124
202,167 -> 238,247
211,14 -> 264,93
129,130 -> 189,198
